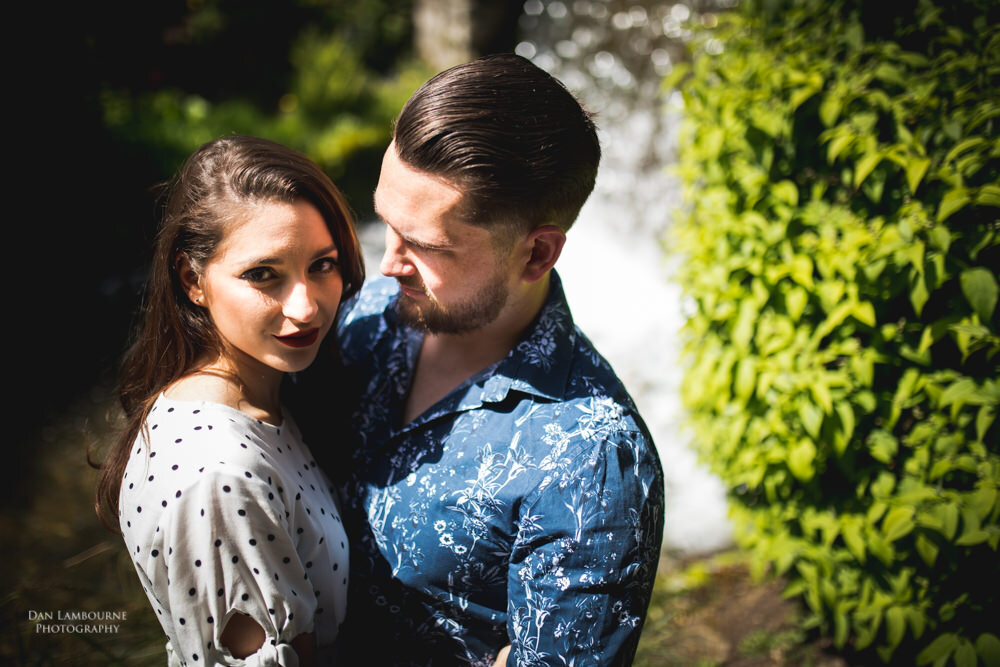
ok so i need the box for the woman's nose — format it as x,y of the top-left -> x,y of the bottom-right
282,280 -> 319,323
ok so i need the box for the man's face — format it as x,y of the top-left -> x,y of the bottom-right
374,143 -> 518,335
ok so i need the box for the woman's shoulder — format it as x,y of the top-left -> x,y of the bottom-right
130,394 -> 298,479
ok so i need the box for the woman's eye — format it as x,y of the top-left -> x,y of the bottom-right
240,267 -> 276,283
310,257 -> 340,273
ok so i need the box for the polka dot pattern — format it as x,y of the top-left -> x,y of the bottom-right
120,395 -> 349,664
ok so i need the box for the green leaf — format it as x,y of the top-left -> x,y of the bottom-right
842,518 -> 866,562
917,633 -> 960,665
827,131 -> 854,163
886,606 -> 906,649
788,438 -> 817,481
978,184 -> 1000,208
955,640 -> 978,667
855,150 -> 884,188
915,533 -> 939,566
910,270 -> 930,317
928,226 -> 951,253
905,156 -> 932,194
938,187 -> 972,222
870,430 -> 899,464
960,268 -> 998,322
975,633 -> 1000,667
820,93 -> 843,127
883,506 -> 916,542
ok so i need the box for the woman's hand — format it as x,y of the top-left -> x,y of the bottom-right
493,645 -> 511,666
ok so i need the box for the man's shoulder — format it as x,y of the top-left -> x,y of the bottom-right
340,275 -> 399,326
336,276 -> 401,363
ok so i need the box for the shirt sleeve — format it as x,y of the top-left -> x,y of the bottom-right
505,428 -> 664,666
143,467 -> 318,666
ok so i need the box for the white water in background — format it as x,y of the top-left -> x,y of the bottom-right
361,0 -> 735,555
516,1 -> 734,555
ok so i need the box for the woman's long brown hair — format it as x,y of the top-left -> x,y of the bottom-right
92,135 -> 364,530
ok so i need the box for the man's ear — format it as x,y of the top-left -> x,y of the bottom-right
521,225 -> 566,283
176,252 -> 205,306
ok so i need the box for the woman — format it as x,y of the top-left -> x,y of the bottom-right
94,135 -> 364,665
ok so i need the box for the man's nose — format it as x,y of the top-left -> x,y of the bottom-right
380,225 -> 416,278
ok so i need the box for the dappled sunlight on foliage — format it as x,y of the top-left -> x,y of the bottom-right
668,0 -> 999,664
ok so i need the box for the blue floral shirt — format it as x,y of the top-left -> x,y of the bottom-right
329,272 -> 664,666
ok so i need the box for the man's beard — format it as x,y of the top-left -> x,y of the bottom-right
394,277 -> 509,335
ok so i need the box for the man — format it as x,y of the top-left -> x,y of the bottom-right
330,53 -> 664,666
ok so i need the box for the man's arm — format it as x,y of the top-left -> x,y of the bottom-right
505,428 -> 664,666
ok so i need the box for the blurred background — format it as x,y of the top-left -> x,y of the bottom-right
4,0 -> 997,664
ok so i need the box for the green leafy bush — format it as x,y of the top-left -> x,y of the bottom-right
97,1 -> 429,213
667,0 -> 999,664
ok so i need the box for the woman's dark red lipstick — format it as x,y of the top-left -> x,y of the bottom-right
274,328 -> 319,348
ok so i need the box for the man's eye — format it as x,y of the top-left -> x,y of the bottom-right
240,267 -> 276,283
310,257 -> 340,273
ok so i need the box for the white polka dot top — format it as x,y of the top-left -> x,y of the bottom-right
119,394 -> 349,666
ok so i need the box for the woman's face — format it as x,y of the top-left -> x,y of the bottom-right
190,199 -> 343,378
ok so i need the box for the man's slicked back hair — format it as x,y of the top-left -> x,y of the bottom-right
393,53 -> 600,234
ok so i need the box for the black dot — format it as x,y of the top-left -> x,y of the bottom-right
161,500 -> 167,507
232,556 -> 239,564
175,438 -> 183,443
128,483 -> 134,490
215,539 -> 222,547
222,485 -> 231,493
148,475 -> 155,482
195,560 -> 202,567
207,616 -> 213,624
333,562 -> 339,571
194,426 -> 202,431
283,557 -> 290,564
306,561 -> 313,568
172,464 -> 179,470
179,618 -> 186,625
268,534 -> 275,541
217,589 -> 224,597
268,608 -> 275,615
189,588 -> 196,596
238,509 -> 247,517
249,539 -> 257,546
136,506 -> 142,513
242,593 -> 249,601
192,653 -> 199,661
245,471 -> 253,479
274,573 -> 280,581
176,490 -> 182,498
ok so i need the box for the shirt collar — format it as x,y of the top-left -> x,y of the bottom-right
385,270 -> 579,435
457,269 -> 578,406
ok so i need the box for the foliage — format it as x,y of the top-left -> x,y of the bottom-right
667,0 -> 1000,664
96,0 -> 428,213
